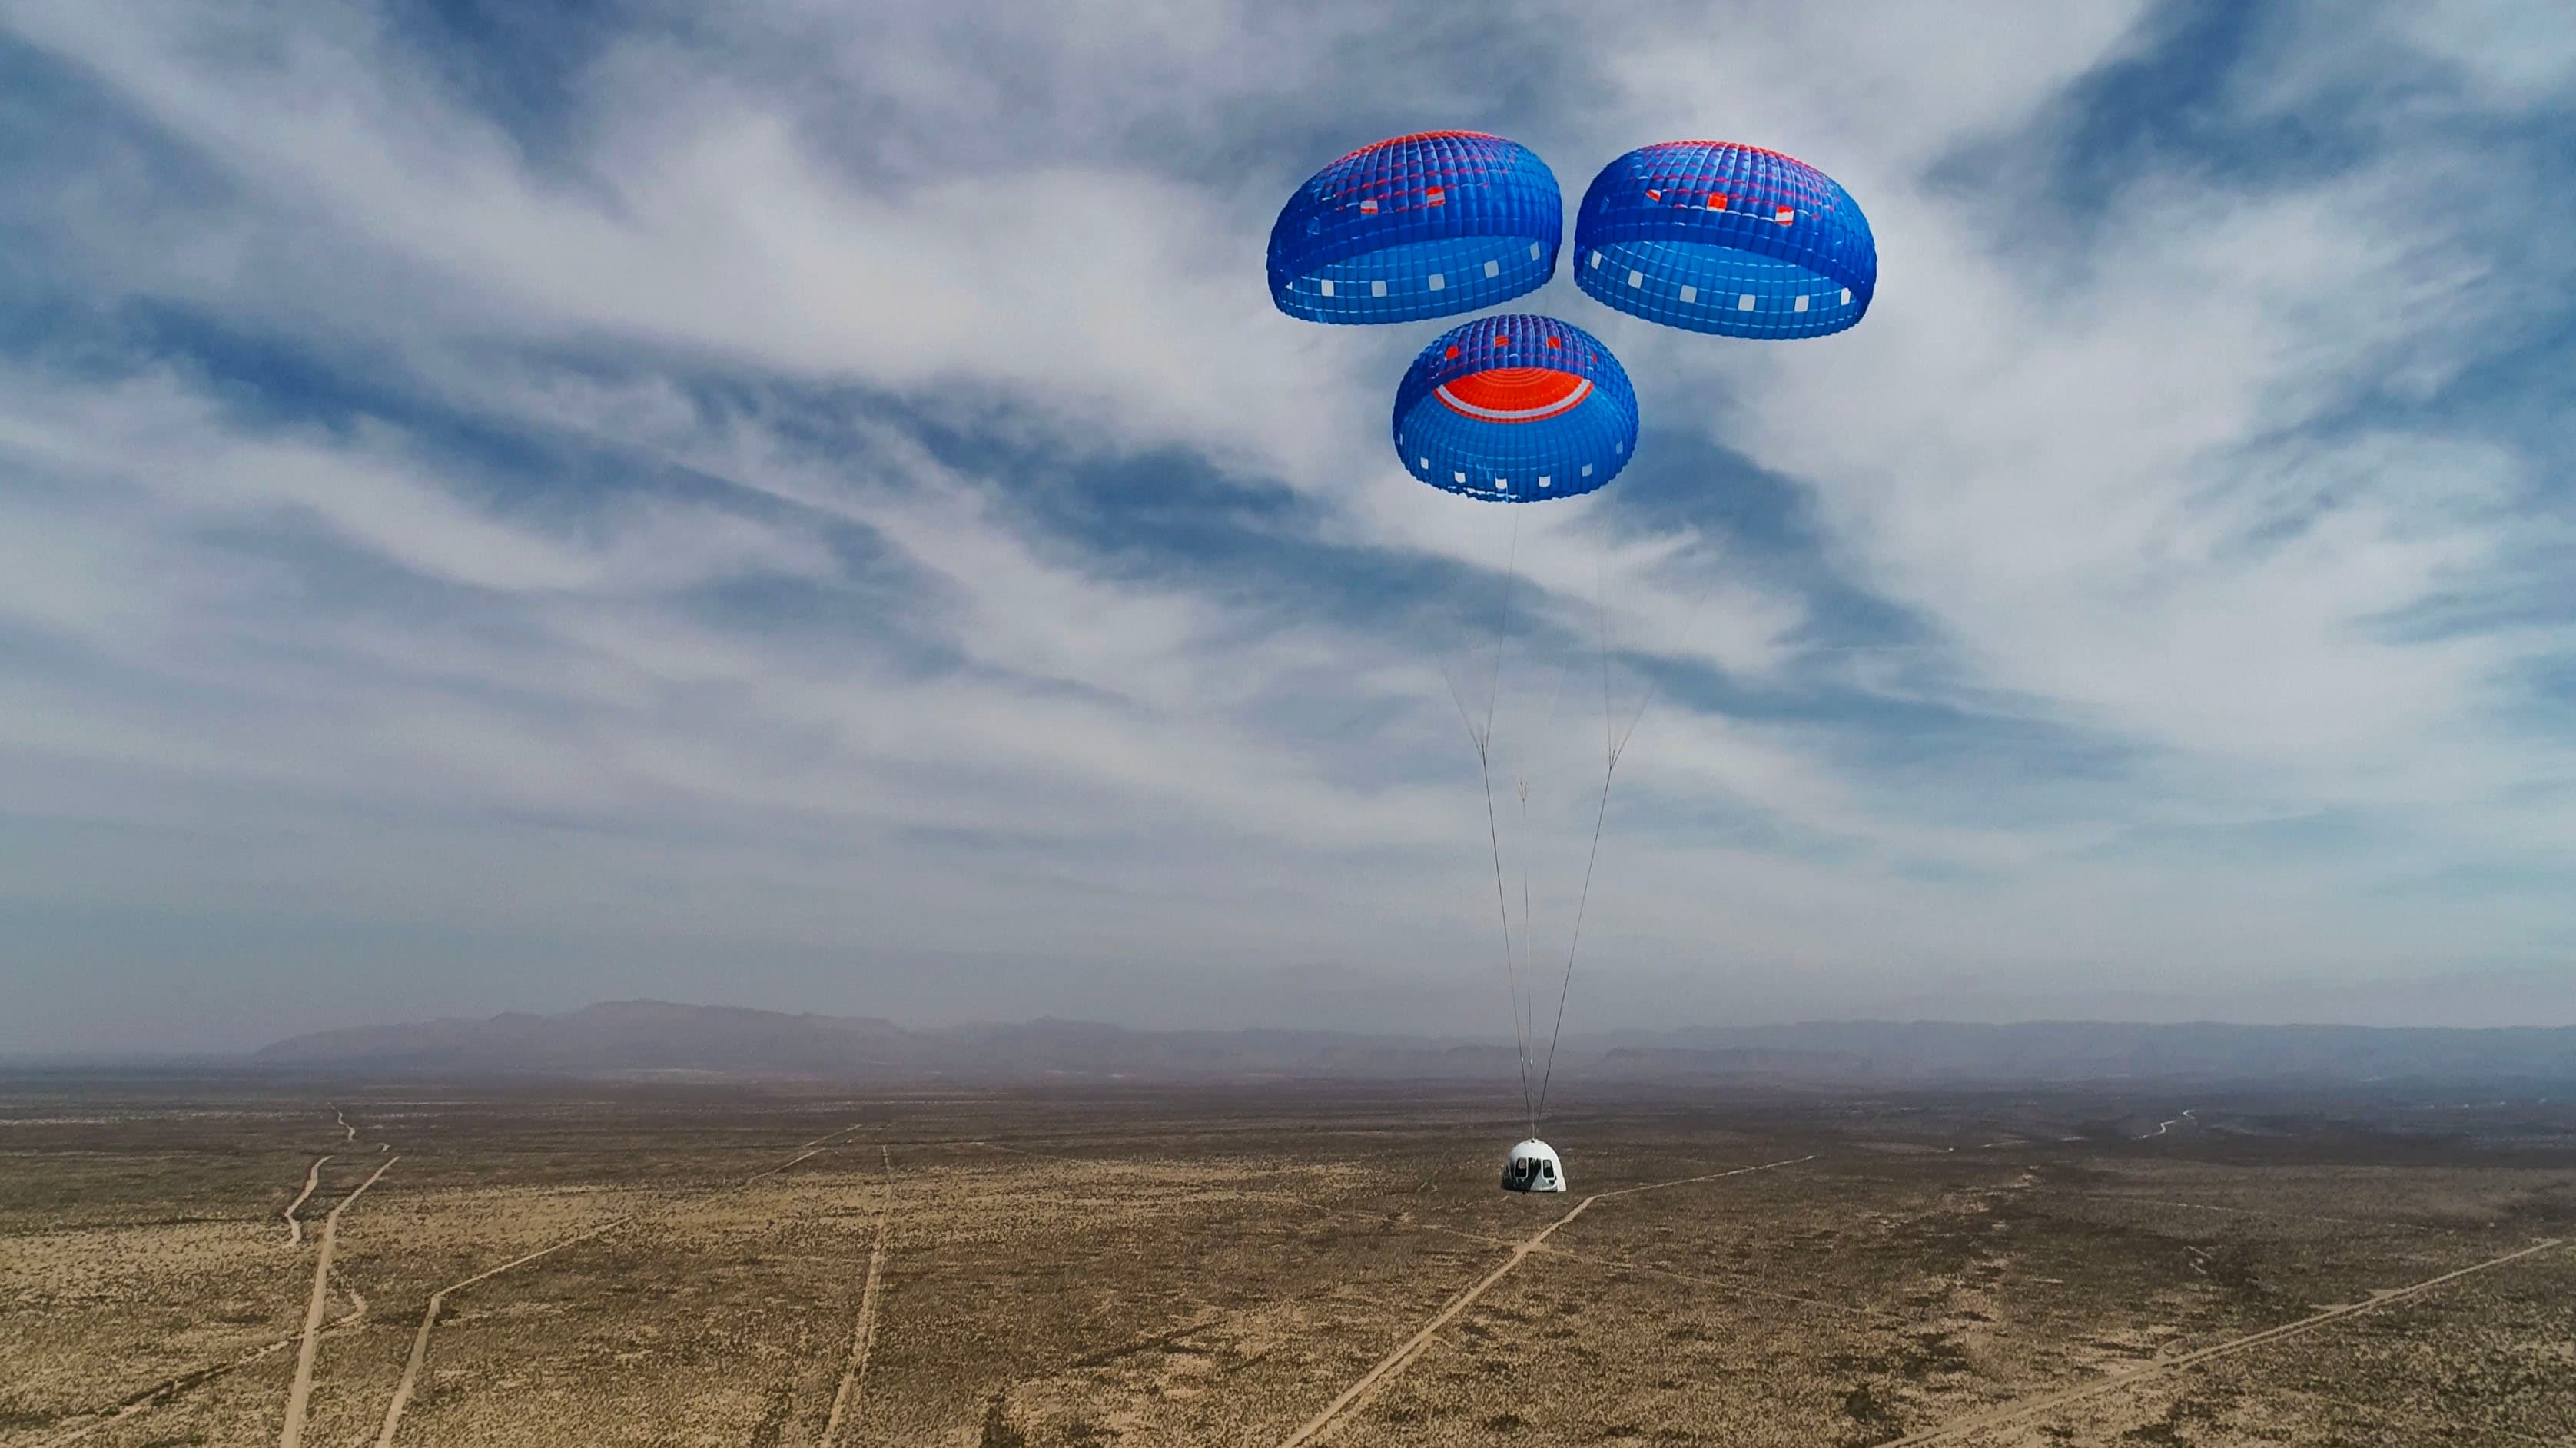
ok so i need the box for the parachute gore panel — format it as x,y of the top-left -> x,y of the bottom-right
1270,131 -> 1562,325
1392,314 -> 1638,503
1575,141 -> 1875,339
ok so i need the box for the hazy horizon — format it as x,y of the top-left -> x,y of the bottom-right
5,2 -> 2572,1057
12,973 -> 2576,1063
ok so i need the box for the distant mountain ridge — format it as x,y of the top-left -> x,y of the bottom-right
248,1001 -> 2576,1086
256,1001 -> 915,1074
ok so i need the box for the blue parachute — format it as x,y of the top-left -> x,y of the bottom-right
1574,141 -> 1875,339
1393,314 -> 1638,503
1270,131 -> 1562,326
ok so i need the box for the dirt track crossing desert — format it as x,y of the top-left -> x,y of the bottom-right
277,1154 -> 397,1448
817,1144 -> 896,1448
1882,1235 -> 2573,1446
368,1215 -> 638,1448
279,1157 -> 327,1250
1276,1155 -> 1814,1447
370,1121 -> 872,1446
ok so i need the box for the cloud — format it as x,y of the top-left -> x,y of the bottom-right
1,0 -> 2571,1052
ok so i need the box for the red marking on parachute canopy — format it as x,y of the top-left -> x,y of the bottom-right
1426,185 -> 1446,204
1776,205 -> 1796,224
1359,198 -> 1379,214
1640,141 -> 1841,208
1326,162 -> 1492,204
1646,188 -> 1661,201
1445,345 -> 1461,360
1652,140 -> 1810,165
1436,367 -> 1592,423
1546,336 -> 1562,348
1337,129 -> 1505,164
1706,192 -> 1728,211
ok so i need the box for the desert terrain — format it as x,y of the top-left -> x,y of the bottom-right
2,1073 -> 2571,1446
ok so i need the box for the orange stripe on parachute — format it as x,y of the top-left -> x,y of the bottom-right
1436,367 -> 1592,423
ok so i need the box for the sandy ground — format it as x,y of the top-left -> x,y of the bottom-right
2,1078 -> 2571,1446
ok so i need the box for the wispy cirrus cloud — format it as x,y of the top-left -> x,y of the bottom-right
0,0 -> 2569,1052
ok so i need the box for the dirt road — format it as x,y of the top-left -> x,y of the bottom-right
817,1144 -> 896,1448
278,1154 -> 399,1448
371,1120 -> 871,1447
282,1156 -> 330,1248
37,1334 -> 304,1447
370,1216 -> 637,1448
1276,1156 -> 1811,1447
1882,1236 -> 2570,1445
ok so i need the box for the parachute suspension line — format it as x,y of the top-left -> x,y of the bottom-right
1515,772 -> 1535,1121
1533,555 -> 1616,1124
1533,539 -> 1731,1121
1482,509 -> 1522,750
1535,550 -> 1607,1121
1466,510 -> 1533,1131
1479,741 -> 1532,1132
1534,748 -> 1617,1124
1599,550 -> 1617,761
1509,604 -> 1585,1133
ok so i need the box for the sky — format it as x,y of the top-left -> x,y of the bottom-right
2,1 -> 2572,1054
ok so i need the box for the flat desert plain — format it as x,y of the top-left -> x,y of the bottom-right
2,1075 -> 2571,1445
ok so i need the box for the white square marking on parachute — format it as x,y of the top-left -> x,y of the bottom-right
1588,250 -> 1602,268
1494,477 -> 1508,489
1580,463 -> 1595,477
1678,285 -> 1698,304
1371,279 -> 1387,297
1453,470 -> 1467,484
1318,278 -> 1335,297
1529,243 -> 1542,260
1794,294 -> 1810,312
1539,475 -> 1552,488
1419,456 -> 1429,468
1841,287 -> 1851,304
1627,269 -> 1644,288
1428,273 -> 1445,290
1484,259 -> 1500,278
1738,294 -> 1756,311
1612,440 -> 1622,453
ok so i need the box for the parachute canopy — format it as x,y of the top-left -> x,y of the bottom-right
1574,141 -> 1875,339
1393,314 -> 1638,503
1270,131 -> 1562,325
